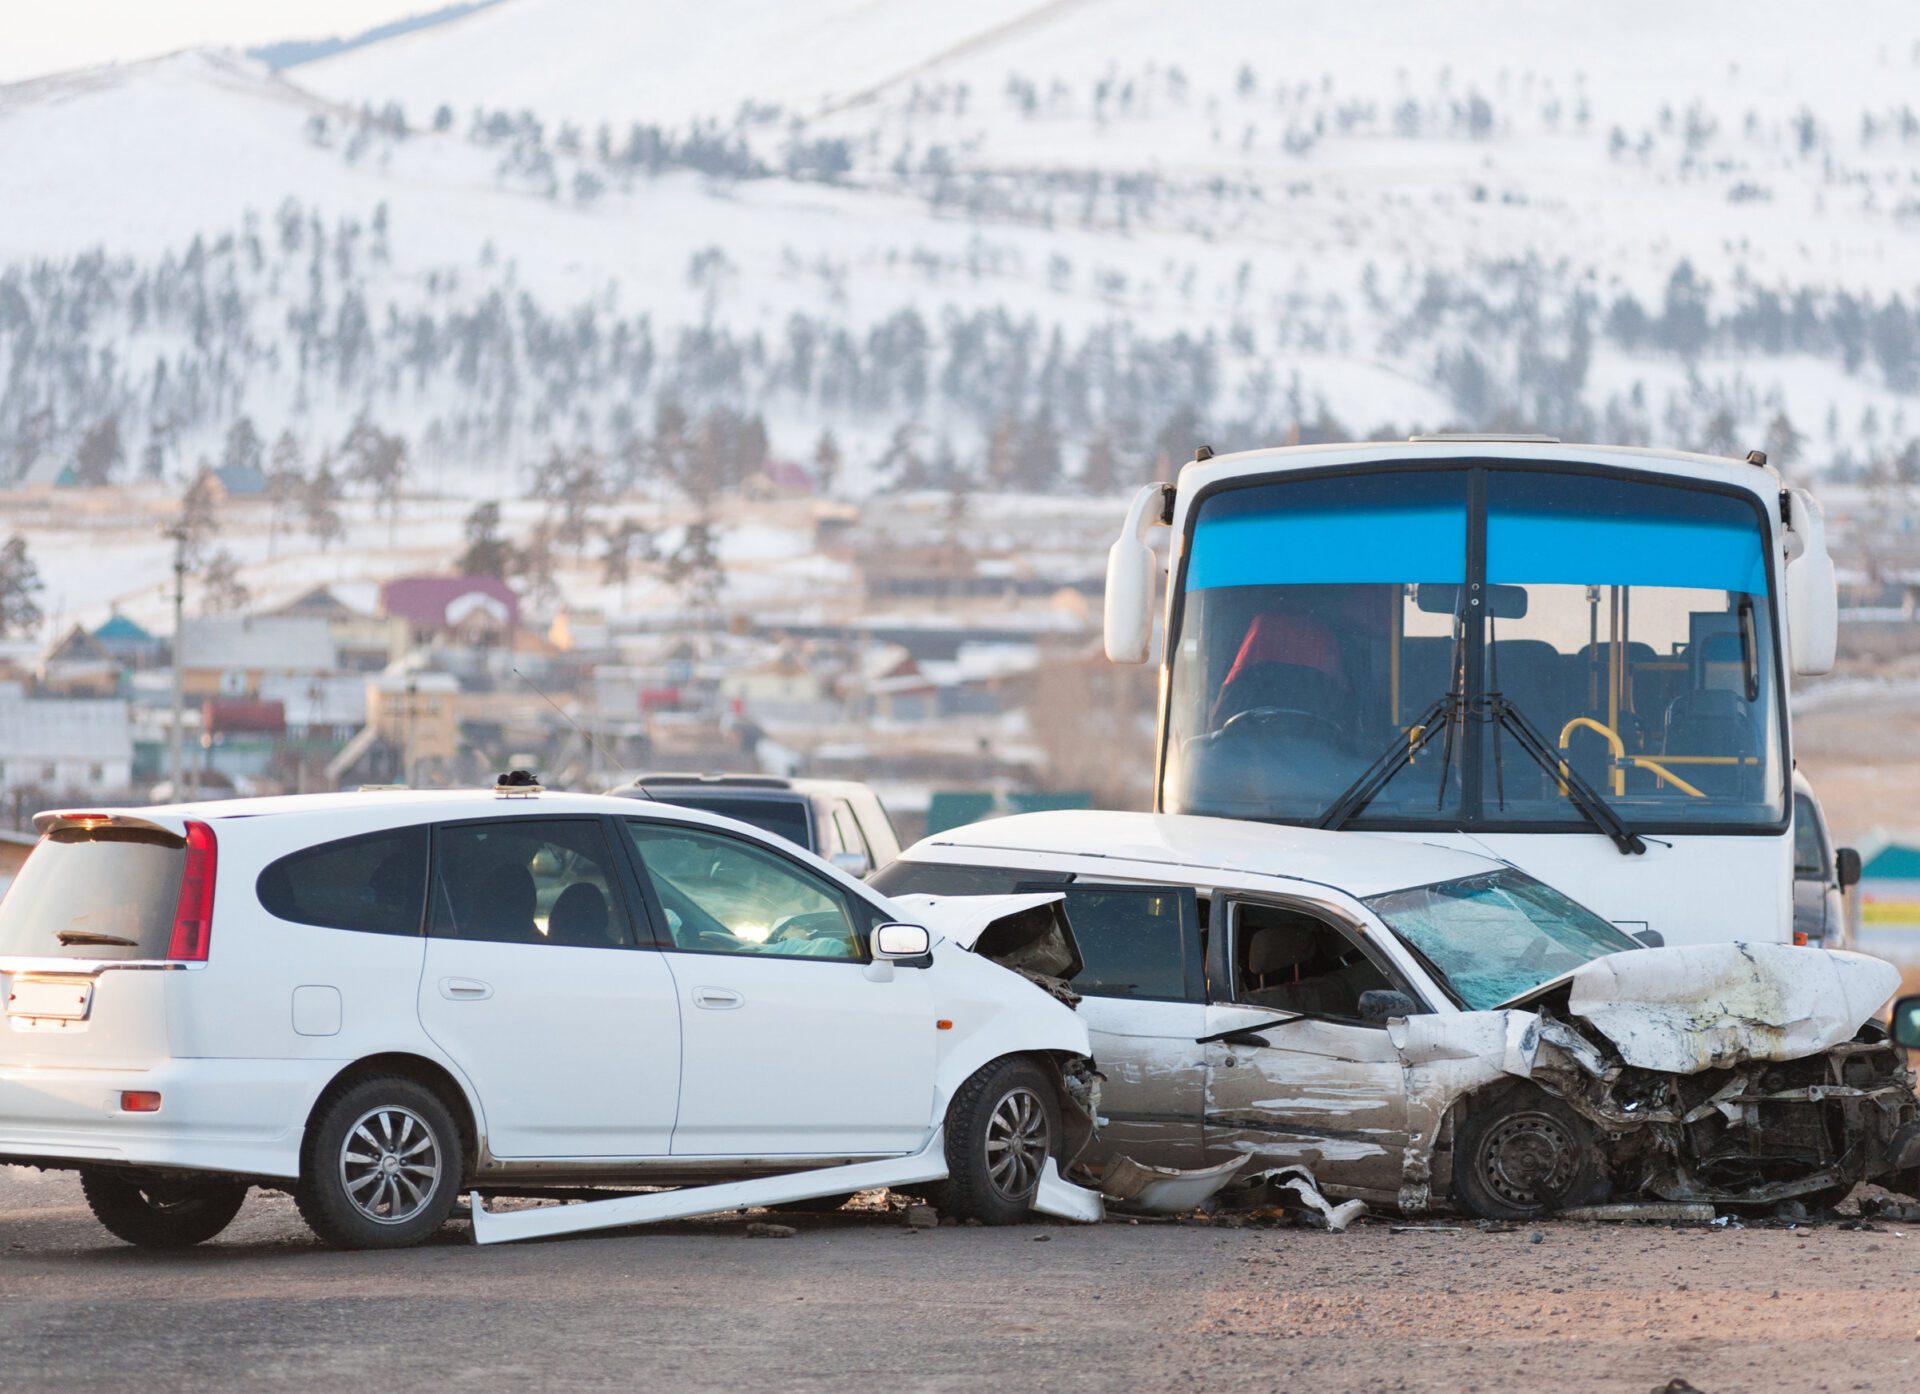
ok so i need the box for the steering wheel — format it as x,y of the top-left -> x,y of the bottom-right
1220,705 -> 1346,745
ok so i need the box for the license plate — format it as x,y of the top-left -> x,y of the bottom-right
6,978 -> 93,1020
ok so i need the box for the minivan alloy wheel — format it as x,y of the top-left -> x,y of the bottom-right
984,1086 -> 1050,1200
339,1105 -> 442,1225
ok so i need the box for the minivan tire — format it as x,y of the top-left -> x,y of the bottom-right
80,1169 -> 248,1249
941,1056 -> 1061,1225
296,1075 -> 464,1250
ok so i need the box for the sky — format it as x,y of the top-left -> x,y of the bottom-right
1,0 -> 435,83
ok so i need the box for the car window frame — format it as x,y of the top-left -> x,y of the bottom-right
1212,894 -> 1432,1028
255,823 -> 432,938
1012,878 -> 1202,1004
425,813 -> 649,951
615,814 -> 884,965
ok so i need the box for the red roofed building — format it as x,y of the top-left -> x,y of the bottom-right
379,576 -> 520,647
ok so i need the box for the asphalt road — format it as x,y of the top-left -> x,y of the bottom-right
2,1166 -> 1916,1393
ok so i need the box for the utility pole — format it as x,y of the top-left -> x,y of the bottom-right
166,526 -> 188,797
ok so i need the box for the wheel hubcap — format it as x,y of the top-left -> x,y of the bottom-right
984,1087 -> 1050,1200
339,1105 -> 441,1226
1480,1111 -> 1578,1209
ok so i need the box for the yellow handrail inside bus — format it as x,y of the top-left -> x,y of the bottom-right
1557,717 -> 1716,799
1557,717 -> 1626,798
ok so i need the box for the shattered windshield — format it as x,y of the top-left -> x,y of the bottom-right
1363,869 -> 1641,1010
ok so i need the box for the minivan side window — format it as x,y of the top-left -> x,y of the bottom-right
429,820 -> 633,948
624,821 -> 873,960
1055,887 -> 1197,1002
257,826 -> 429,937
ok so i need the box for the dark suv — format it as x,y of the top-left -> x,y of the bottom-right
606,774 -> 901,878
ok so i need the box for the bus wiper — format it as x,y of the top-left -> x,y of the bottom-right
1479,692 -> 1647,856
1317,692 -> 1461,831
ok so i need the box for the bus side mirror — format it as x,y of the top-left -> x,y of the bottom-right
1784,488 -> 1837,676
1837,846 -> 1862,889
1105,482 -> 1171,664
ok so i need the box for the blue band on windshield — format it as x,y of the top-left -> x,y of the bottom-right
1188,504 -> 1466,589
1487,510 -> 1767,594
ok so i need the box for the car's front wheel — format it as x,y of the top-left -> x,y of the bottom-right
80,1170 -> 248,1249
295,1076 -> 464,1249
1453,1084 -> 1604,1220
941,1057 -> 1061,1225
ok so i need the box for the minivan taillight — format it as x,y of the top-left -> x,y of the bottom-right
168,820 -> 217,961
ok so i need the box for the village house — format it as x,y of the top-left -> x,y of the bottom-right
380,575 -> 520,648
176,615 -> 337,700
0,695 -> 134,798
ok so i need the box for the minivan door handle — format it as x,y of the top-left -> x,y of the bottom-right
440,977 -> 493,1001
692,986 -> 744,1010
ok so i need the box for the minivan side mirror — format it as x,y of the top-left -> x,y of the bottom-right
1836,847 -> 1862,890
1890,995 -> 1920,1050
871,923 -> 931,961
830,850 -> 872,878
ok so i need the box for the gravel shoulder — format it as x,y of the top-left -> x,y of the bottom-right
2,1167 -> 1914,1393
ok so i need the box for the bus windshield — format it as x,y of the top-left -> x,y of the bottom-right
1162,466 -> 1785,831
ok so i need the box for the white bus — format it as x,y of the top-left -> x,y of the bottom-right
1103,436 -> 1839,948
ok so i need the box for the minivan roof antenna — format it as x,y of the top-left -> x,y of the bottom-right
511,666 -> 628,786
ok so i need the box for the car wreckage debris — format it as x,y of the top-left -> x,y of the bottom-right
1558,1202 -> 1717,1224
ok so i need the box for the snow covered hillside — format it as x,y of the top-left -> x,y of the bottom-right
1,0 -> 1919,631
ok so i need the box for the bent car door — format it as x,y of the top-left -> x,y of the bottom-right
1049,885 -> 1207,1169
622,819 -> 936,1158
416,817 -> 683,1159
1200,898 -> 1413,1202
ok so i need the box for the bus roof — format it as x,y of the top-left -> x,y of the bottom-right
1169,440 -> 1782,534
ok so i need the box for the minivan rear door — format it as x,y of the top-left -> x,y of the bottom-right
416,817 -> 682,1160
0,818 -> 194,1070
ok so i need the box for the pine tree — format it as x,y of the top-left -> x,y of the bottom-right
200,549 -> 250,615
0,535 -> 44,638
812,428 -> 842,496
303,462 -> 345,550
179,467 -> 220,560
458,501 -> 515,578
74,415 -> 125,487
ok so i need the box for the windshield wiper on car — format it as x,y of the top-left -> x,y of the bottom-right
55,930 -> 140,947
1479,690 -> 1646,856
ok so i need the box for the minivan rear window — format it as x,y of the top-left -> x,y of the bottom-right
0,827 -> 185,960
646,795 -> 814,851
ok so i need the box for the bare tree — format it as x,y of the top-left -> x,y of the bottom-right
199,549 -> 250,615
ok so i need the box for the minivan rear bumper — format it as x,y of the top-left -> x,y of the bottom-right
0,1057 -> 335,1181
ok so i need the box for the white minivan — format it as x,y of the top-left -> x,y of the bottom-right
0,787 -> 1095,1249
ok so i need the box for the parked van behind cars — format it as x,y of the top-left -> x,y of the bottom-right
0,787 -> 1095,1249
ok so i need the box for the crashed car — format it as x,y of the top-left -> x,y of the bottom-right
876,810 -> 1920,1218
0,788 -> 1098,1249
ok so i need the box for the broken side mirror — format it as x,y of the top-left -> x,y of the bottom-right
1836,847 -> 1862,890
1358,989 -> 1419,1024
1891,996 -> 1920,1050
871,922 -> 931,962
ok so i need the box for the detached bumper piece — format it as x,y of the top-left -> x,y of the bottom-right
467,1129 -> 1106,1245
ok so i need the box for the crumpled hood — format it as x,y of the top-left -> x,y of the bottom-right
889,892 -> 1083,982
1559,942 -> 1899,1073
